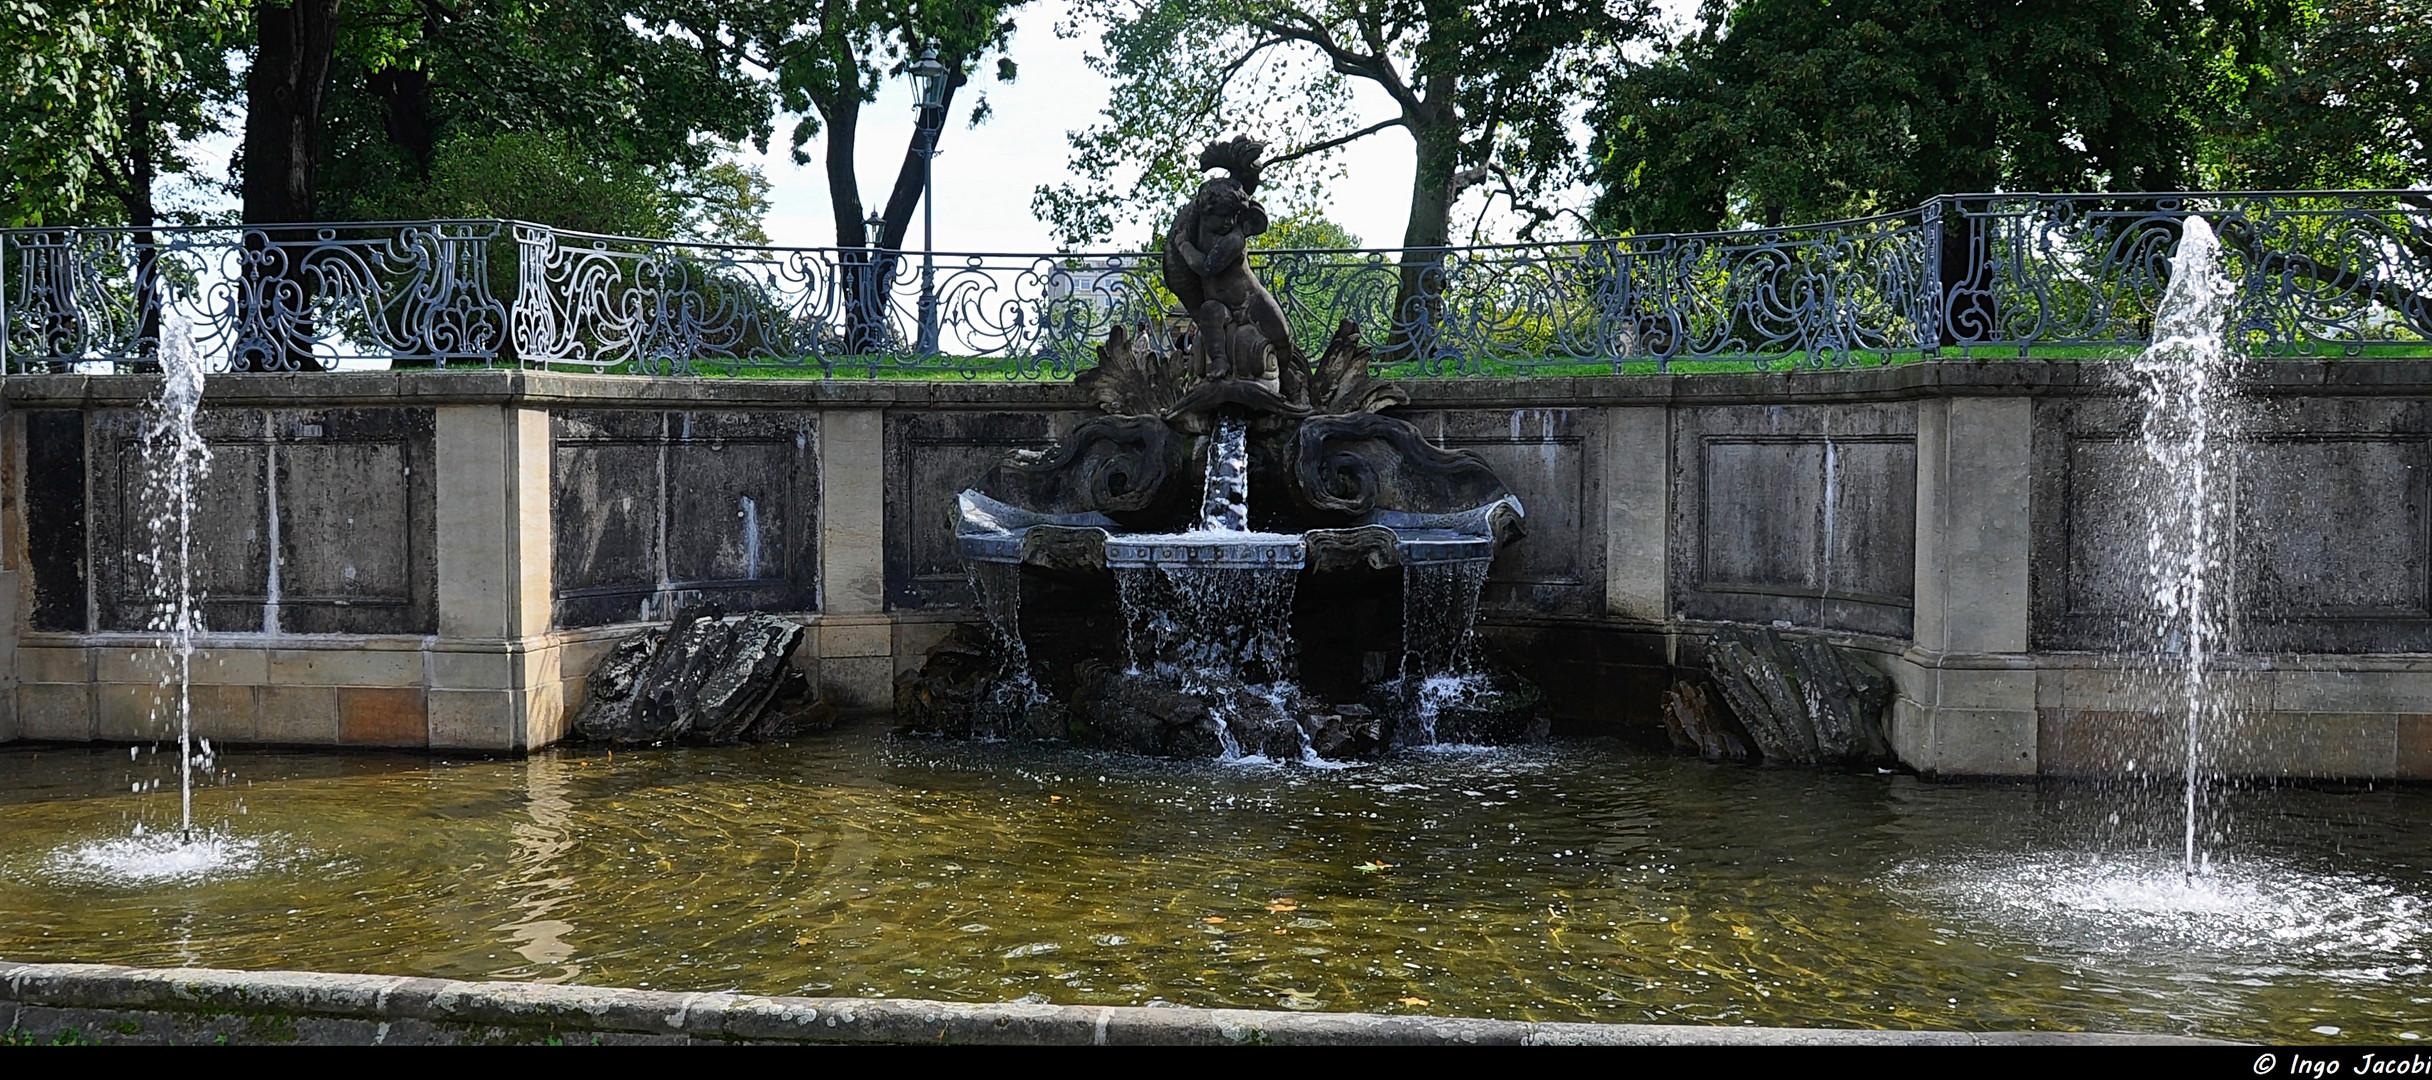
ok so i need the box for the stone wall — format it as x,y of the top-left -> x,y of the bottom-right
5,362 -> 2432,779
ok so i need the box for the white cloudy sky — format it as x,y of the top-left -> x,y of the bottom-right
179,0 -> 1698,252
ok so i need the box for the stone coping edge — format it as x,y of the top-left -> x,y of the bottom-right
0,961 -> 2222,1045
10,359 -> 2432,411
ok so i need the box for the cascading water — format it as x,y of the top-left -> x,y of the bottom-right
1106,415 -> 1307,759
1398,560 -> 1491,744
145,312 -> 214,843
1199,415 -> 1250,531
966,560 -> 1046,735
2125,215 -> 2242,878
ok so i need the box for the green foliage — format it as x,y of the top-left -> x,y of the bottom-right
1589,0 -> 2431,236
2203,0 -> 2432,189
1589,0 -> 2244,234
366,131 -> 768,243
316,0 -> 779,239
1035,0 -> 1656,249
1253,212 -> 1362,251
0,0 -> 241,227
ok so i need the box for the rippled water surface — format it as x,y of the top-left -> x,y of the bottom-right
3,728 -> 2428,1042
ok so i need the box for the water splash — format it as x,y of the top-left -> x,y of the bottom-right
143,311 -> 214,843
45,829 -> 273,887
1905,853 -> 2430,971
2125,216 -> 2242,878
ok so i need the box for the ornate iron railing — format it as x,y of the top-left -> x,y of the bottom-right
4,191 -> 2426,378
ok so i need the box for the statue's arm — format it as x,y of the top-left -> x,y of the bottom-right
1175,237 -> 1213,276
1202,233 -> 1245,277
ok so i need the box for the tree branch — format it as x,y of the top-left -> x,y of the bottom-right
1263,116 -> 1406,168
1189,36 -> 1291,123
1248,7 -> 1416,112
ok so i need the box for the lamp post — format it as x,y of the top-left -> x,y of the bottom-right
909,47 -> 948,355
861,211 -> 887,355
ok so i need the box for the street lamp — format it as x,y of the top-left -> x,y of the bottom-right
909,47 -> 948,354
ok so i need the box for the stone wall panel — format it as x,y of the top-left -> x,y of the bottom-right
1670,402 -> 1916,637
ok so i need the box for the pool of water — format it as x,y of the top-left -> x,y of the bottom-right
2,725 -> 2427,1042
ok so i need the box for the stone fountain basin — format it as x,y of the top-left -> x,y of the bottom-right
954,490 -> 1508,573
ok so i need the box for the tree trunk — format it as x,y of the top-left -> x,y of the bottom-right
366,66 -> 435,181
822,54 -> 968,359
816,72 -> 884,356
242,0 -> 342,370
1936,196 -> 1997,348
1390,78 -> 1460,364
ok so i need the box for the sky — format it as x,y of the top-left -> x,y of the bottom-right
739,0 -> 1430,253
177,0 -> 1699,253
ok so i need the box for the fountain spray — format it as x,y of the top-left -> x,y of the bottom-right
148,312 -> 213,843
2126,216 -> 2239,879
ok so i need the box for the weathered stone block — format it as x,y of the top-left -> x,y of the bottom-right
1919,707 -> 2037,776
817,618 -> 890,659
338,687 -> 427,746
819,655 -> 893,710
427,689 -> 514,750
2272,669 -> 2432,714
551,410 -> 817,628
2215,712 -> 2397,778
2037,708 -> 2176,776
20,646 -> 90,684
184,685 -> 260,742
2400,716 -> 2432,779
95,684 -> 168,741
892,620 -> 957,675
429,649 -> 514,690
17,683 -> 93,741
268,648 -> 423,687
257,685 -> 339,744
1672,401 -> 1917,637
190,649 -> 270,686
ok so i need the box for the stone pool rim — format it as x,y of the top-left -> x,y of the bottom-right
0,960 -> 2225,1045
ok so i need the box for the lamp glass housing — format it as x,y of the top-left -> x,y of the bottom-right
911,49 -> 948,112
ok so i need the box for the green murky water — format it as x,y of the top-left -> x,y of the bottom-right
2,727 -> 2427,1042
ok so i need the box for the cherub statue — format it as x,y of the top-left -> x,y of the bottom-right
1164,135 -> 1296,388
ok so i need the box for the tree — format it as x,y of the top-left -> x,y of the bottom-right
2203,0 -> 2432,190
314,0 -> 780,233
2,1 -> 238,228
1035,0 -> 1652,359
1586,0 -> 2245,237
245,0 -> 343,226
759,0 -> 1024,352
1037,0 -> 1651,252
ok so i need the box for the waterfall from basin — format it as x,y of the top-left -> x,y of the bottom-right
1111,415 -> 1303,758
1199,416 -> 1249,532
2127,215 -> 2241,877
146,312 -> 214,842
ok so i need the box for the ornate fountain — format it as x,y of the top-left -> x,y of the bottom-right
897,137 -> 1536,760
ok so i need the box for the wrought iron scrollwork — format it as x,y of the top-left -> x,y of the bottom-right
6,192 -> 2425,377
